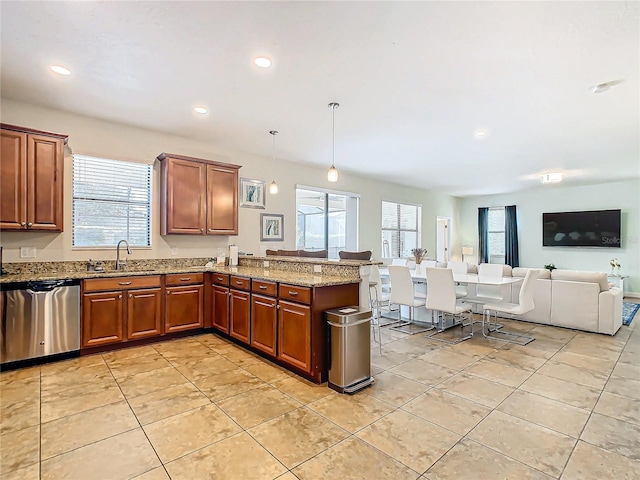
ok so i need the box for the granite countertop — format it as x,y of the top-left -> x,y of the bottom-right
0,264 -> 360,288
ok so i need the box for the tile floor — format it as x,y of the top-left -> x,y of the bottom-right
1,305 -> 639,479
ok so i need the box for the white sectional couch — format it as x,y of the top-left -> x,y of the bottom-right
449,262 -> 623,335
510,268 -> 623,335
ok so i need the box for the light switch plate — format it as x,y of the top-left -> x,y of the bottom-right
20,247 -> 36,258
313,265 -> 322,273
171,247 -> 178,255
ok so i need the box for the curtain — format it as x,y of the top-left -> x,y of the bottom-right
478,207 -> 489,264
505,205 -> 519,267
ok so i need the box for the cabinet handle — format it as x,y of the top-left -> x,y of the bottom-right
179,277 -> 191,281
235,281 -> 243,285
277,304 -> 280,310
167,291 -> 171,295
288,291 -> 298,296
27,222 -> 33,227
200,228 -> 204,232
129,294 -> 132,298
217,277 -> 224,281
118,281 -> 132,285
118,295 -> 122,299
259,285 -> 267,290
20,222 -> 26,226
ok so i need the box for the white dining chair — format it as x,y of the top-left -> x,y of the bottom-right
482,269 -> 539,345
387,265 -> 430,334
463,263 -> 510,309
368,282 -> 383,355
391,258 -> 409,266
425,267 -> 474,344
447,261 -> 469,298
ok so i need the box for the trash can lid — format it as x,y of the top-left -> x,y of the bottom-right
325,306 -> 371,323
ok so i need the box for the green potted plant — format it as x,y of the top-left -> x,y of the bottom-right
544,263 -> 556,271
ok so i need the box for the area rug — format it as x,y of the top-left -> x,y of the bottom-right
622,302 -> 640,326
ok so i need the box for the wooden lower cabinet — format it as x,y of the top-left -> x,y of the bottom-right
250,294 -> 277,357
229,289 -> 250,343
82,276 -> 163,349
127,288 -> 162,340
165,284 -> 204,333
212,285 -> 230,333
82,291 -> 124,347
277,300 -> 312,373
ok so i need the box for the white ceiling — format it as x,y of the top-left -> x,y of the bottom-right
2,1 -> 638,196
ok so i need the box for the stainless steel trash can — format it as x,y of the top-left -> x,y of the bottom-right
325,306 -> 374,394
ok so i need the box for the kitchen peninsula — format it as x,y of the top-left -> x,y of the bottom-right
0,255 -> 367,383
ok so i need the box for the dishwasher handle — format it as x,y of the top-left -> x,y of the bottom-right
26,279 -> 79,292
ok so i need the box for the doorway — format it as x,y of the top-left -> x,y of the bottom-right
436,217 -> 451,263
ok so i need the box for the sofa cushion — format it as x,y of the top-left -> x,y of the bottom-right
551,270 -> 609,292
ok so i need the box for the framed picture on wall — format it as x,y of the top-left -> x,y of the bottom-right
239,178 -> 266,209
260,213 -> 284,241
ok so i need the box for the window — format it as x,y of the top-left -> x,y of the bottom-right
73,155 -> 152,248
488,207 -> 505,263
381,201 -> 421,258
295,186 -> 359,259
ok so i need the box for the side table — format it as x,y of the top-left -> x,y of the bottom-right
607,274 -> 627,292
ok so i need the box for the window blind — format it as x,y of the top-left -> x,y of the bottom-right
73,155 -> 152,247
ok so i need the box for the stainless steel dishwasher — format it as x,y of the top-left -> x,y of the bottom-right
1,279 -> 81,365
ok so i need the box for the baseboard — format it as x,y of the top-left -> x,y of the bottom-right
624,292 -> 640,299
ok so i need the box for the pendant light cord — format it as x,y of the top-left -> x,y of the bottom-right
331,105 -> 335,168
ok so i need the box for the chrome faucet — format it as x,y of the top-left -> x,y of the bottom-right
116,240 -> 131,270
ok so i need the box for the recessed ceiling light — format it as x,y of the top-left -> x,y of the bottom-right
50,65 -> 71,75
193,106 -> 208,114
254,57 -> 272,68
541,173 -> 563,184
474,129 -> 487,139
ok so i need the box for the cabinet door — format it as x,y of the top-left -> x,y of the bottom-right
206,164 -> 238,235
251,294 -> 277,357
277,300 -> 312,373
212,285 -> 230,333
165,285 -> 204,333
229,289 -> 250,343
0,129 -> 27,230
162,158 -> 206,234
27,134 -> 64,231
127,288 -> 162,340
82,291 -> 124,348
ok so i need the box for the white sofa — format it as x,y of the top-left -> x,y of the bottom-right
510,268 -> 623,335
447,262 -> 623,335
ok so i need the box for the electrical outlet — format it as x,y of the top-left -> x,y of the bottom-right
171,247 -> 178,256
263,260 -> 270,268
313,265 -> 322,273
20,247 -> 36,258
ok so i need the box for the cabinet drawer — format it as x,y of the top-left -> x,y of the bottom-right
84,275 -> 161,292
230,275 -> 250,291
165,273 -> 204,286
211,273 -> 229,286
278,284 -> 311,304
252,279 -> 277,296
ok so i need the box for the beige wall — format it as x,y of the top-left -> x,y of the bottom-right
1,99 -> 458,263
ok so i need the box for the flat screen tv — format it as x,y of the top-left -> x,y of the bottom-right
543,209 -> 621,247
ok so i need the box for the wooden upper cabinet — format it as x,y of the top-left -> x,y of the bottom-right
206,164 -> 238,234
158,153 -> 240,235
1,124 -> 66,232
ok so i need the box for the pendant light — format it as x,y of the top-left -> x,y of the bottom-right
327,102 -> 340,182
268,130 -> 279,194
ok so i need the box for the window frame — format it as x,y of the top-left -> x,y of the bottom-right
381,200 -> 422,258
487,206 -> 506,263
295,185 -> 360,259
72,154 -> 153,250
